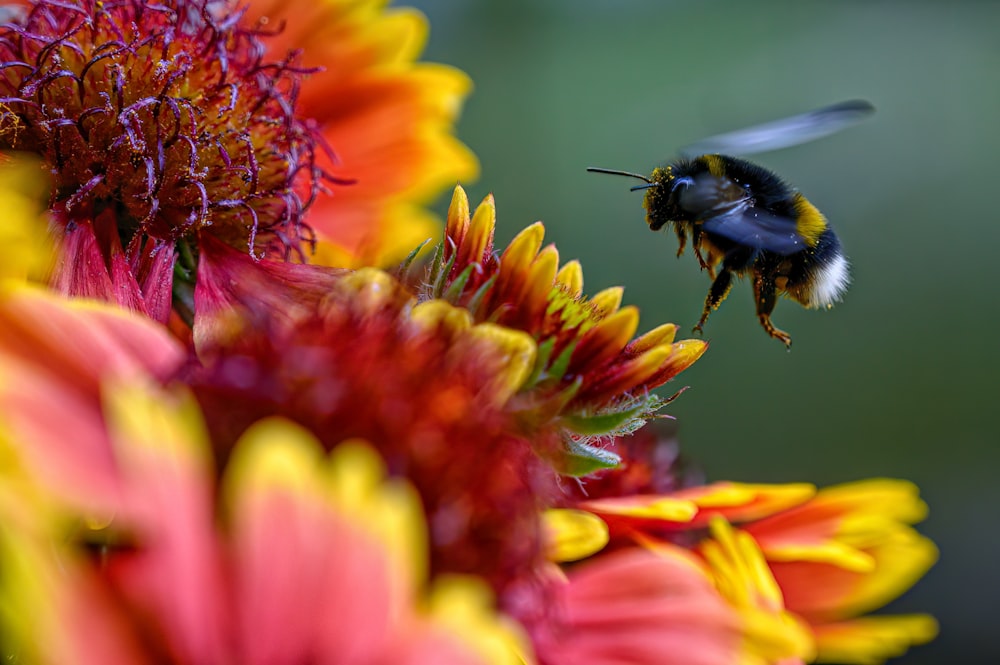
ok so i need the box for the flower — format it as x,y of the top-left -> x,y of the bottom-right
174,252 -> 552,591
0,0 -> 478,325
244,0 -> 478,268
553,426 -> 938,665
0,0 -> 329,323
421,186 -> 707,477
0,290 -> 528,664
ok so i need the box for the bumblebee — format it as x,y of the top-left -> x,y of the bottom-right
589,100 -> 874,347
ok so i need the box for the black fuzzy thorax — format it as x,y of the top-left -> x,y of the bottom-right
688,155 -> 798,218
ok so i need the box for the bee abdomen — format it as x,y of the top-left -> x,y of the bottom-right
795,230 -> 850,308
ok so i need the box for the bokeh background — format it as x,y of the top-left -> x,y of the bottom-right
403,1 -> 1000,663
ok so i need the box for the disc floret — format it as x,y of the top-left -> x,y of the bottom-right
0,0 -> 325,257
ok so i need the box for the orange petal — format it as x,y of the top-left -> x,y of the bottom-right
567,306 -> 639,373
769,529 -> 938,622
641,338 -> 708,390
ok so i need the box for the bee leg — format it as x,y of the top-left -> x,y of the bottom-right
753,274 -> 792,347
693,268 -> 732,335
675,225 -> 687,257
692,239 -> 712,273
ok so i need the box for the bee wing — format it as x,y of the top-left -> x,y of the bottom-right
701,207 -> 806,255
680,100 -> 875,158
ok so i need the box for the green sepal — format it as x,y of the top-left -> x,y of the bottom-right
425,241 -> 445,291
545,340 -> 576,382
524,337 -> 556,388
561,403 -> 646,436
434,249 -> 458,297
464,273 -> 497,317
556,439 -> 622,477
443,262 -> 478,303
394,238 -> 432,281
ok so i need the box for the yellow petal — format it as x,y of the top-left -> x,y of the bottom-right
465,323 -> 537,404
680,481 -> 816,516
426,575 -> 536,665
629,323 -> 679,352
700,518 -> 816,664
543,508 -> 609,562
812,615 -> 939,665
464,194 -> 496,265
819,479 -> 929,526
588,287 -> 623,318
582,494 -> 698,522
445,185 -> 471,247
499,222 -> 545,283
554,260 -> 583,297
336,268 -> 408,310
0,155 -> 54,285
523,245 -> 559,317
412,299 -> 473,333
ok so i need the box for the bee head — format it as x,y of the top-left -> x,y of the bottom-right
642,166 -> 693,231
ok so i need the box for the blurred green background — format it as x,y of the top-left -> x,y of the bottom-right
405,1 -> 998,663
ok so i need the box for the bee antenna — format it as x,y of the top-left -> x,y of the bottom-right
629,183 -> 659,192
586,167 -> 653,184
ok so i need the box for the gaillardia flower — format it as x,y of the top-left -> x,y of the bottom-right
421,186 -> 707,476
0,0 -> 328,322
0,288 -> 529,664
0,0 -> 477,327
189,265 -> 552,592
554,426 -> 939,665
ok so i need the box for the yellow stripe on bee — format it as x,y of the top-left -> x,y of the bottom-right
792,193 -> 827,246
701,154 -> 727,177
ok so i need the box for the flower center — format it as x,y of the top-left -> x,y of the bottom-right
0,0 -> 325,257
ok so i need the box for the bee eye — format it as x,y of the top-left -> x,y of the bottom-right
670,176 -> 694,194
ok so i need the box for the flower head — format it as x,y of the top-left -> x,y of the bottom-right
0,291 -> 528,664
0,0 -> 322,253
421,187 -> 707,476
244,0 -> 478,267
553,426 -> 938,665
0,0 -> 330,326
184,260 -> 552,592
